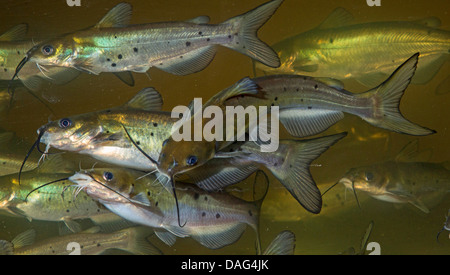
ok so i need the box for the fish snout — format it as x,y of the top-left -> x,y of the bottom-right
338,177 -> 353,190
68,173 -> 92,185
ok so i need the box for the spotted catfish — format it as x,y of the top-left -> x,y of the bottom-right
0,24 -> 80,91
0,155 -> 120,233
68,168 -> 268,252
19,0 -> 282,80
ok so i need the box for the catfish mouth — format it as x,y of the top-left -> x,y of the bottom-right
338,177 -> 354,190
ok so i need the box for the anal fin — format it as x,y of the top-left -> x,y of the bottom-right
155,46 -> 217,76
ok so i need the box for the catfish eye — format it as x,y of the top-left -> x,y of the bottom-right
59,118 -> 72,128
186,155 -> 198,166
103,171 -> 114,181
42,45 -> 54,56
365,172 -> 374,182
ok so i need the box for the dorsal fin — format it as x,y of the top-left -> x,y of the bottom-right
95,2 -> 133,29
316,7 -> 354,29
0,24 -> 28,42
186,15 -> 210,24
394,140 -> 432,163
123,88 -> 164,111
413,17 -> 441,28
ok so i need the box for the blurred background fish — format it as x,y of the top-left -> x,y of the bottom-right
0,226 -> 162,255
337,140 -> 450,214
256,7 -> 450,91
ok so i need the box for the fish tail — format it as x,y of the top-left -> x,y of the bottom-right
360,53 -> 435,136
222,0 -> 282,68
265,132 -> 347,214
125,227 -> 163,255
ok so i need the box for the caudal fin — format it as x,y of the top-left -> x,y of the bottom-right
361,53 -> 435,136
222,0 -> 282,68
265,132 -> 347,214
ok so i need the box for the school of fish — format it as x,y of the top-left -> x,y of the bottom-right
0,0 -> 448,255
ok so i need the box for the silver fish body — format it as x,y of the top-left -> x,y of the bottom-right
27,1 -> 282,76
68,168 -> 264,250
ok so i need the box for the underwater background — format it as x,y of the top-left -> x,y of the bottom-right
0,0 -> 449,255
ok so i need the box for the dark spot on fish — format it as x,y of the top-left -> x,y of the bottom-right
180,56 -> 183,59
248,210 -> 253,217
235,33 -> 238,36
97,243 -> 101,247
202,212 -> 206,217
329,38 -> 334,43
159,63 -> 163,66
114,35 -> 117,39
243,46 -> 246,49
206,38 -> 210,42
236,42 -> 239,45
134,47 -> 138,53
186,41 -> 191,47
150,132 -> 154,137
107,58 -> 111,62
290,165 -> 293,168
147,191 -> 151,196
199,31 -> 203,35
283,87 -> 287,92
136,141 -> 140,145
274,97 -> 278,101
111,63 -> 117,67
314,84 -> 318,90
296,88 -> 299,92
392,60 -> 395,63
155,201 -> 158,207
204,196 -> 208,201
48,198 -> 51,201
17,51 -> 20,55
216,213 -> 221,219
153,123 -> 158,127
228,35 -> 232,39
194,193 -> 199,200
106,109 -> 112,113
66,209 -> 70,213
308,106 -> 312,110
3,68 -> 6,72
106,131 -> 110,134
271,103 -> 275,106
97,209 -> 100,212
118,54 -> 123,59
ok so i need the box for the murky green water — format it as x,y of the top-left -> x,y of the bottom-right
0,0 -> 449,255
